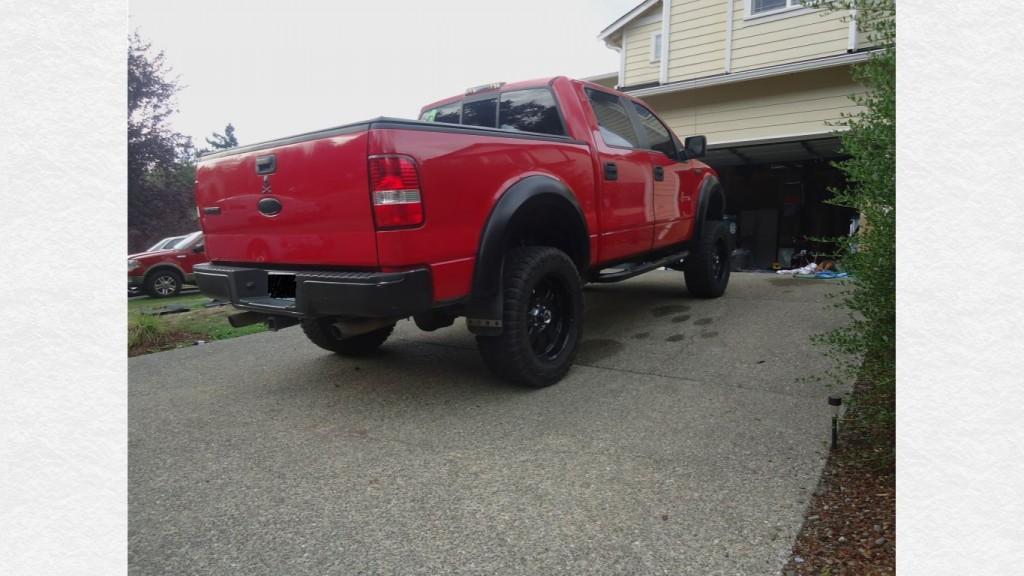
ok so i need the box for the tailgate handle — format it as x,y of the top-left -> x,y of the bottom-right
255,155 -> 276,175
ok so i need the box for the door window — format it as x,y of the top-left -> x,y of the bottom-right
630,102 -> 676,158
585,88 -> 641,149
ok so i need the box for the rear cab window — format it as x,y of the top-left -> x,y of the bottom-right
498,89 -> 564,136
462,97 -> 498,128
419,87 -> 566,137
419,102 -> 460,124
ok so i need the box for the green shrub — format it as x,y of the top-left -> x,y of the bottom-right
807,0 -> 896,464
128,313 -> 166,350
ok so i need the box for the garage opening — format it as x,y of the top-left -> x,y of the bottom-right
705,137 -> 858,271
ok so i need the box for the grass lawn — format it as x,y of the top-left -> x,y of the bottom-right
128,292 -> 266,356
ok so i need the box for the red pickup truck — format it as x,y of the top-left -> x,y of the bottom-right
194,77 -> 730,387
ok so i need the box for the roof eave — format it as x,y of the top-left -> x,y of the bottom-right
623,50 -> 882,98
597,0 -> 661,42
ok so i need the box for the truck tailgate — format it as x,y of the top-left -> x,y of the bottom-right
195,127 -> 377,267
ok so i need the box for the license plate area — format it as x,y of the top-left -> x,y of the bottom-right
268,272 -> 297,299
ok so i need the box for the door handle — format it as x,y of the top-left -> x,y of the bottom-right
653,165 -> 664,181
604,162 -> 618,181
176,255 -> 187,259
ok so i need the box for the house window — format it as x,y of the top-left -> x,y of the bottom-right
650,33 -> 662,63
750,0 -> 801,16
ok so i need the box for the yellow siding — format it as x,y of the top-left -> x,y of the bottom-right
667,0 -> 728,82
640,66 -> 864,145
623,17 -> 663,86
730,4 -> 851,72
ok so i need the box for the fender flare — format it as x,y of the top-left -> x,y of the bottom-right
691,175 -> 726,244
466,175 -> 589,334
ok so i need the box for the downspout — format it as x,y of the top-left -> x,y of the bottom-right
620,28 -> 628,87
660,0 -> 671,83
848,6 -> 859,52
606,39 -> 625,89
724,0 -> 735,73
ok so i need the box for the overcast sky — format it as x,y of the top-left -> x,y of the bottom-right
129,0 -> 636,147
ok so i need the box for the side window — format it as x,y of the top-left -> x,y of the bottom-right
585,88 -> 641,148
498,89 -> 565,136
630,102 -> 676,158
462,97 -> 498,128
420,102 -> 460,124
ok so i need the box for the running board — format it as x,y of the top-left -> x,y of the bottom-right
591,250 -> 690,283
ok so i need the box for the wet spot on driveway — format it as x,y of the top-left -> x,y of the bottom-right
576,339 -> 624,364
651,305 -> 690,317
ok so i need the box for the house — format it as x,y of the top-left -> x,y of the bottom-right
598,0 -> 878,269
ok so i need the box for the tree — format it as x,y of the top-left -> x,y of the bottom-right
205,123 -> 238,151
127,31 -> 196,252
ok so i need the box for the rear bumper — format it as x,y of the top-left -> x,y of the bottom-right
193,263 -> 433,318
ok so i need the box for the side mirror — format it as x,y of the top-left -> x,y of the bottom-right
684,135 -> 707,159
193,244 -> 204,253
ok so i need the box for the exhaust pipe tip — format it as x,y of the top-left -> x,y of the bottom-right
330,317 -> 399,340
329,323 -> 344,340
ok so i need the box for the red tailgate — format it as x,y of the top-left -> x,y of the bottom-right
195,129 -> 377,267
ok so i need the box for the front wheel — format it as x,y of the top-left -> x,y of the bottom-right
684,220 -> 733,298
476,246 -> 583,388
144,269 -> 183,298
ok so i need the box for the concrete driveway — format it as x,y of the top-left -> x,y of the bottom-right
129,271 -> 850,576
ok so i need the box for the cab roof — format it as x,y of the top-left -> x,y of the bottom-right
419,77 -> 563,113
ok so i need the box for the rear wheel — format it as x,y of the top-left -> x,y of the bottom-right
301,318 -> 395,356
684,220 -> 733,298
476,246 -> 583,388
144,269 -> 183,298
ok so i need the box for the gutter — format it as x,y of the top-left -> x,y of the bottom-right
622,50 -> 881,98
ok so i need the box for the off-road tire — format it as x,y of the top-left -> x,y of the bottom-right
301,318 -> 395,356
144,268 -> 183,298
476,246 -> 583,388
684,220 -> 733,298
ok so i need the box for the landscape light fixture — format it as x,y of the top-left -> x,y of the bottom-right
828,395 -> 842,449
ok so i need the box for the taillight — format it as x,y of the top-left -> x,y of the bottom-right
368,155 -> 424,229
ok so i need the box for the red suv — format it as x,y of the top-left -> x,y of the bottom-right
128,231 -> 207,297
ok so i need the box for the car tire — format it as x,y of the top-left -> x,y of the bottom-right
144,269 -> 183,298
476,246 -> 583,388
300,318 -> 395,356
684,220 -> 733,298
